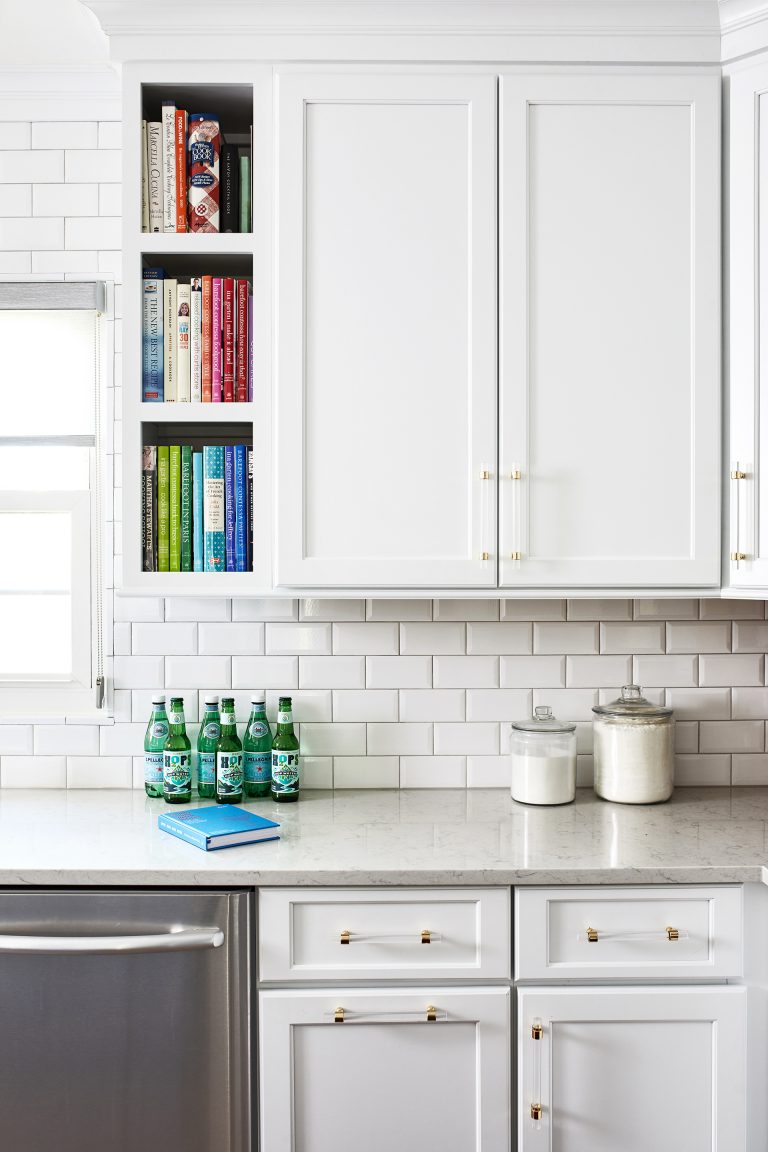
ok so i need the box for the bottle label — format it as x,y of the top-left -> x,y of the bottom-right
277,710 -> 292,726
197,751 -> 215,786
144,751 -> 163,785
217,751 -> 243,797
169,712 -> 185,725
244,750 -> 271,785
272,750 -> 300,793
151,721 -> 168,741
163,751 -> 192,793
202,721 -> 221,740
250,720 -> 269,739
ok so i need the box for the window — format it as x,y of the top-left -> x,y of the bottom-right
0,281 -> 108,714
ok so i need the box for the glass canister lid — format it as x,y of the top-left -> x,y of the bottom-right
511,705 -> 576,733
592,684 -> 672,719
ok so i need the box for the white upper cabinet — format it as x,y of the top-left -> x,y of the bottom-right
274,71 -> 497,589
726,60 -> 768,594
499,72 -> 721,589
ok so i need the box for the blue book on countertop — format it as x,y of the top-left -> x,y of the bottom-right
224,444 -> 236,572
234,443 -> 247,572
158,806 -> 280,852
192,450 -> 204,572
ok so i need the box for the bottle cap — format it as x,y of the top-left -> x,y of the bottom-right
169,696 -> 184,707
278,696 -> 292,705
203,695 -> 219,706
251,694 -> 266,705
151,694 -> 166,704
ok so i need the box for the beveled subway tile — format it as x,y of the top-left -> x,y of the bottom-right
633,598 -> 699,620
534,622 -> 598,654
501,655 -> 566,689
532,688 -> 598,722
333,690 -> 398,722
434,723 -> 499,756
368,599 -> 432,621
674,754 -> 731,786
699,654 -> 763,687
301,599 -> 364,621
333,622 -> 399,656
600,622 -> 664,655
699,720 -> 764,754
501,599 -> 565,621
566,655 -> 632,688
732,687 -> 768,720
434,599 -> 498,621
700,599 -> 765,620
466,688 -> 531,722
666,687 -> 731,721
400,756 -> 466,788
399,689 -> 465,722
333,757 -> 399,788
732,754 -> 768,785
567,599 -> 631,621
633,655 -> 698,688
401,622 -> 465,655
733,621 -> 768,653
367,656 -> 432,689
434,656 -> 498,688
266,623 -> 332,656
467,622 -> 531,655
666,621 -> 731,654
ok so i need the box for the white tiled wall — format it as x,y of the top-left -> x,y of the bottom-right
2,101 -> 768,789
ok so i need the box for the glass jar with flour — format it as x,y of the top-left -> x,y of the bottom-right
592,685 -> 674,804
510,706 -> 576,805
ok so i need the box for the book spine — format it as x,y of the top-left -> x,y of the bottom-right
169,444 -> 181,571
234,443 -> 247,572
142,268 -> 164,401
247,294 -> 253,401
181,444 -> 193,572
157,814 -> 208,851
176,281 -> 191,402
212,278 -> 222,402
239,152 -> 251,232
221,142 -> 239,232
247,446 -> 253,572
141,120 -> 149,233
223,277 -> 235,403
157,445 -> 170,572
193,450 -> 204,572
163,278 -> 177,402
187,113 -> 220,233
236,279 -> 248,403
201,275 -> 213,403
224,445 -> 236,571
142,445 -> 157,571
174,108 -> 187,233
147,122 -> 163,232
190,277 -> 202,403
203,444 -> 226,572
161,101 -> 176,232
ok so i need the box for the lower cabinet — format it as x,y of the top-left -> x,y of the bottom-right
259,986 -> 511,1151
517,985 -> 747,1152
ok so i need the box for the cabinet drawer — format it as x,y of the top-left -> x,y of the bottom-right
515,886 -> 742,981
259,888 -> 510,982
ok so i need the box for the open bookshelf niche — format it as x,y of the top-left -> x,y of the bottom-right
141,82 -> 253,235
141,254 -> 253,408
141,422 -> 254,576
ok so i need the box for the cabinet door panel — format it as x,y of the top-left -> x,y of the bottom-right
518,986 -> 746,1152
500,73 -> 720,587
276,72 -> 497,587
260,986 -> 510,1151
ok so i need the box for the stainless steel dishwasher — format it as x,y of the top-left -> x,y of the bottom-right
0,889 -> 252,1152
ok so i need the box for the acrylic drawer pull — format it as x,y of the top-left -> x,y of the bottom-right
327,1006 -> 445,1024
531,1018 -> 543,1128
338,930 -> 441,945
578,927 -> 688,944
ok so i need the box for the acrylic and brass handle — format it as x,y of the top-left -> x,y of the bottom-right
729,462 -> 748,566
581,926 -> 684,944
530,1019 -> 543,1127
330,1005 -> 442,1024
339,929 -> 437,945
480,466 -> 493,564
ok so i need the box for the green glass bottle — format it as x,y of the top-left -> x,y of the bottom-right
143,694 -> 168,799
163,696 -> 192,804
215,697 -> 243,805
196,695 -> 220,799
243,695 -> 272,798
271,696 -> 300,803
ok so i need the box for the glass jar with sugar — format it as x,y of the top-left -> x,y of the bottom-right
592,685 -> 674,804
510,706 -> 577,805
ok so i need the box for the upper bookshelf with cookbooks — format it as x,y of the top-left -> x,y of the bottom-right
141,83 -> 253,237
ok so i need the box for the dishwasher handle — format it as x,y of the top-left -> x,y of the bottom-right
0,926 -> 225,955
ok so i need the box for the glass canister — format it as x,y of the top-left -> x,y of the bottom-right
510,706 -> 577,805
592,685 -> 674,804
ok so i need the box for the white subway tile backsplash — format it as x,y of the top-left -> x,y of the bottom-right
234,656 -> 299,689
576,754 -> 594,787
466,756 -> 511,788
334,622 -> 399,655
32,249 -> 98,273
732,754 -> 768,785
567,599 -> 631,621
65,215 -> 120,249
98,183 -> 121,215
0,150 -> 63,182
131,689 -> 199,723
700,721 -> 764,754
302,599 -> 364,621
334,690 -> 398,722
732,688 -> 768,720
166,656 -> 230,689
1,756 -> 66,788
466,688 -> 530,722
67,756 -> 132,788
99,721 -> 146,756
98,122 -> 121,149
114,596 -> 163,622
0,727 -> 33,754
265,691 -> 332,723
666,687 -> 731,720
301,656 -> 365,689
114,655 -> 164,689
674,754 -> 731,786
700,654 -> 763,687
133,622 -> 197,656
266,623 -> 331,656
600,621 -> 664,654
0,184 -> 31,215
435,599 -> 496,620
675,722 -> 699,753
733,621 -> 768,653
434,656 -> 497,688
113,621 -> 131,655
401,756 -> 466,788
666,621 -> 731,654
467,622 -> 530,655
368,656 -> 432,689
334,756 -> 399,788
302,756 -> 334,789
65,148 -> 120,183
34,725 -> 98,756
0,124 -> 31,150
532,688 -> 598,721
301,723 -> 366,756
500,655 -> 566,688
633,598 -> 699,620
400,689 -> 464,722
501,599 -> 565,621
633,655 -> 698,687
198,623 -> 264,656
32,122 -> 97,149
434,723 -> 499,755
33,182 -> 97,216
402,622 -> 464,655
233,598 -> 297,621
566,655 -> 632,688
701,599 -> 765,619
166,596 -> 230,622
535,622 -> 598,655
368,723 -> 432,755
368,599 -> 431,620
0,216 -> 63,250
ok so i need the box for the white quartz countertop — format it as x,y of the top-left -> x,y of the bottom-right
1,786 -> 768,886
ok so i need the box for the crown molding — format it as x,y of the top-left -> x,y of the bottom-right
720,0 -> 768,58
81,1 -> 722,64
0,64 -> 120,120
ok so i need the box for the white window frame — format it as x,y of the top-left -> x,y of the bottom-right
0,281 -> 109,717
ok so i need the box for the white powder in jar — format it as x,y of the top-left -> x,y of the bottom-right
511,752 -> 576,805
593,719 -> 674,804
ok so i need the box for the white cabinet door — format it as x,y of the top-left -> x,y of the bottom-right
500,72 -> 721,588
518,986 -> 746,1152
726,61 -> 768,593
275,72 -> 497,588
260,986 -> 510,1151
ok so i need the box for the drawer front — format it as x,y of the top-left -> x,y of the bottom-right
259,888 -> 511,982
515,886 -> 743,981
